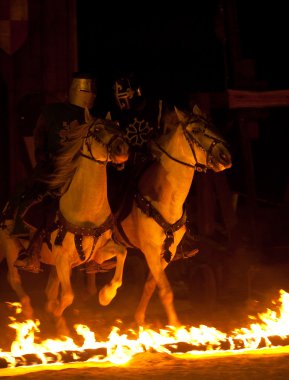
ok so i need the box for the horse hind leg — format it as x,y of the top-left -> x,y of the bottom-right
99,241 -> 127,306
7,259 -> 34,319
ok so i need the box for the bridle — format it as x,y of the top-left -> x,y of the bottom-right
153,113 -> 227,173
80,120 -> 125,167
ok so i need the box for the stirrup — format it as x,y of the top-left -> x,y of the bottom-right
14,252 -> 42,274
80,260 -> 117,274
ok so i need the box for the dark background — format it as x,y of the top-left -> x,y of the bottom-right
77,1 -> 224,102
77,1 -> 289,97
76,1 -> 289,204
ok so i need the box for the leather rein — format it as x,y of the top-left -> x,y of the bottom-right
153,113 -> 227,173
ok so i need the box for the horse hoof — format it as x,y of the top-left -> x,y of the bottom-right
170,319 -> 182,327
99,286 -> 116,306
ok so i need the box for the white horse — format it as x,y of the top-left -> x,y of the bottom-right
0,113 -> 129,329
114,105 -> 232,326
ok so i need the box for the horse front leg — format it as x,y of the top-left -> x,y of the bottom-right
134,271 -> 157,325
98,240 -> 127,306
134,258 -> 172,325
51,250 -> 74,319
142,250 -> 180,327
45,253 -> 73,337
45,266 -> 70,336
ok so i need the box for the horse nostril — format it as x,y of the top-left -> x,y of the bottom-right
113,141 -> 126,154
220,153 -> 231,163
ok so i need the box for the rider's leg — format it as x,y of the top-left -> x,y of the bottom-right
14,229 -> 43,273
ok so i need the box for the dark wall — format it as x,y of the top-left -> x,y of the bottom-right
0,0 -> 77,201
237,1 -> 289,89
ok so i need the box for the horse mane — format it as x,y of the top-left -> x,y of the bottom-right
46,119 -> 90,191
149,106 -> 180,160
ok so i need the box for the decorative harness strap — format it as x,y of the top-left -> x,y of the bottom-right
54,211 -> 114,262
134,191 -> 186,263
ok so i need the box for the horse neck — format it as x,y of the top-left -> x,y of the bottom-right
139,126 -> 195,223
60,157 -> 111,225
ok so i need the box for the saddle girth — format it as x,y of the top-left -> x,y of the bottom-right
134,191 -> 186,263
54,211 -> 114,262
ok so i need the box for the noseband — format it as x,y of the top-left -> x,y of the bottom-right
80,120 -> 125,166
184,113 -> 228,168
153,113 -> 227,172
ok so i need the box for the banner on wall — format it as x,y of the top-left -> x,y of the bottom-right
0,0 -> 28,55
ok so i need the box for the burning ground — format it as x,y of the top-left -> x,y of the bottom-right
1,275 -> 289,379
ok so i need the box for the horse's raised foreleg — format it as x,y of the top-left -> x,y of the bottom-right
0,228 -> 34,319
141,250 -> 180,327
98,240 -> 127,306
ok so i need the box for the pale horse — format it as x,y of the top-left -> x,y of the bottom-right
0,112 -> 129,326
113,105 -> 233,326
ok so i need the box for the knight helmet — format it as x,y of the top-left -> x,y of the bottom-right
68,72 -> 97,109
113,74 -> 143,111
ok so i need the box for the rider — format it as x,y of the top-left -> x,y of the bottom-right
106,71 -> 164,212
1,72 -> 97,272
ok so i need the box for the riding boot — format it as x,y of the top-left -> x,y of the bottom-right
14,230 -> 43,273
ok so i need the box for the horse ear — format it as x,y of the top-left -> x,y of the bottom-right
105,111 -> 112,120
192,104 -> 203,116
174,106 -> 187,122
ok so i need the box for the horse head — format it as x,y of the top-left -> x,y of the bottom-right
82,111 -> 129,169
174,105 -> 232,173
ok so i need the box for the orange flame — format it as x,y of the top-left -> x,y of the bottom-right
1,289 -> 289,371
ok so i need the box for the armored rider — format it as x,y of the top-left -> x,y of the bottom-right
3,72 -> 98,272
